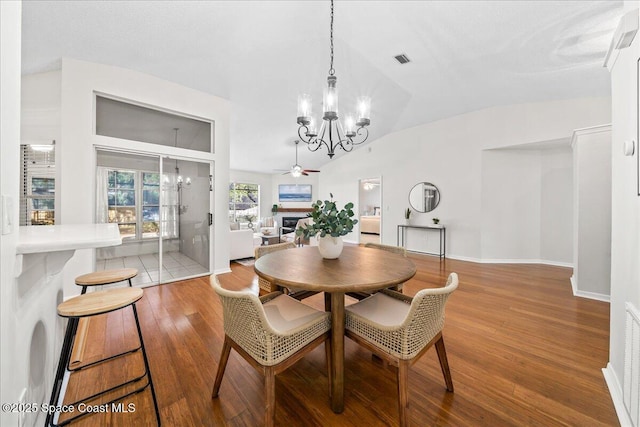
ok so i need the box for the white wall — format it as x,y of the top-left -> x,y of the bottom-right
1,3 -> 23,425
28,58 -> 230,295
481,149 -> 543,261
540,147 -> 574,263
572,126 -> 612,300
319,97 -> 611,260
604,7 -> 640,425
480,146 -> 573,265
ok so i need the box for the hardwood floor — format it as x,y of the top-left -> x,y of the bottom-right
58,253 -> 619,426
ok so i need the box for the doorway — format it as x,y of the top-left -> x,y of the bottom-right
359,177 -> 382,244
95,149 -> 212,286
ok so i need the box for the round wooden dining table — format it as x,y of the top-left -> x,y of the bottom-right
254,245 -> 416,413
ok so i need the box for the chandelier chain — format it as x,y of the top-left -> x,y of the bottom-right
329,0 -> 335,76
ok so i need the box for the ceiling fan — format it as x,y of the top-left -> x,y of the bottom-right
362,181 -> 380,191
281,140 -> 320,177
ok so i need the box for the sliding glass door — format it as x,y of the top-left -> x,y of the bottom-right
96,148 -> 212,286
161,156 -> 211,282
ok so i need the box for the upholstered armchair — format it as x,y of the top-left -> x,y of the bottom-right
345,273 -> 458,427
258,216 -> 278,235
281,217 -> 315,246
211,275 -> 331,427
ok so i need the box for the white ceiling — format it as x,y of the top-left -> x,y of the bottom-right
21,1 -> 624,173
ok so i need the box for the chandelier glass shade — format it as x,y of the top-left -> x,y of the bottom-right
296,0 -> 371,159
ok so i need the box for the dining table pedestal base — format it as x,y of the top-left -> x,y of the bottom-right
330,292 -> 345,413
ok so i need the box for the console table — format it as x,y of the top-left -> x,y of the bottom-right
397,224 -> 446,258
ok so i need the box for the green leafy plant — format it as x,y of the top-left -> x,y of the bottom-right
405,207 -> 412,220
297,193 -> 358,238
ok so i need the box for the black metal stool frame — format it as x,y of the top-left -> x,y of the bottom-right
70,277 -> 139,372
78,274 -> 135,295
45,299 -> 161,426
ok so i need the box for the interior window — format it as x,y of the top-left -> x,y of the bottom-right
95,95 -> 213,153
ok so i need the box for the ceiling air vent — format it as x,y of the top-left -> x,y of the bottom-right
394,54 -> 411,64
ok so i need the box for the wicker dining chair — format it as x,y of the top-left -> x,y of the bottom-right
347,242 -> 408,300
254,242 -> 318,300
345,272 -> 459,427
211,275 -> 331,427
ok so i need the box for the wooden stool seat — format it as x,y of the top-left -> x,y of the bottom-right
75,268 -> 138,287
46,286 -> 160,426
58,288 -> 143,318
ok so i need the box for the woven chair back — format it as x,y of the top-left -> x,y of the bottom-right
255,241 -> 296,259
400,273 -> 458,357
211,276 -> 276,362
254,242 -> 297,293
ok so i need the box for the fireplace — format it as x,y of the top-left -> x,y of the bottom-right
282,216 -> 305,230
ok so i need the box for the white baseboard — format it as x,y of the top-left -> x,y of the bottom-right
603,363 -> 633,427
477,258 -> 573,267
570,275 -> 611,302
444,254 -> 573,268
214,267 -> 232,275
573,289 -> 610,302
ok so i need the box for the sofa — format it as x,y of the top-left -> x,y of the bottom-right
229,226 -> 261,260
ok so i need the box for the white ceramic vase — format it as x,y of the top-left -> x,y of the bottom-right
317,235 -> 344,259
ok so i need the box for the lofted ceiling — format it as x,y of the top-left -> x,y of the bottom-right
21,1 -> 624,173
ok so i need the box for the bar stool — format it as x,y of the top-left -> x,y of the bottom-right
75,267 -> 138,294
71,269 -> 139,375
45,287 -> 161,426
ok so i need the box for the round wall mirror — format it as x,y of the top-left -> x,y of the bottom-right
409,182 -> 440,213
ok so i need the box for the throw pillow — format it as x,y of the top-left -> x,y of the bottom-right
263,217 -> 275,227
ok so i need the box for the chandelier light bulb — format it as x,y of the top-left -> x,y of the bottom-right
297,93 -> 312,125
323,76 -> 338,120
306,117 -> 318,137
344,115 -> 356,137
356,96 -> 371,126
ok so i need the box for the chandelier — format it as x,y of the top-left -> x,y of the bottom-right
296,0 -> 371,159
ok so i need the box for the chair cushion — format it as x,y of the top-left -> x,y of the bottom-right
263,294 -> 328,332
346,292 -> 410,327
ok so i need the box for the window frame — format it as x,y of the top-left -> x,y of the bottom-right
106,168 -> 161,241
229,182 -> 260,225
20,144 -> 56,226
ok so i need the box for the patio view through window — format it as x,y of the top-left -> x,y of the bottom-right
20,144 -> 56,226
108,169 -> 160,239
229,182 -> 259,224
